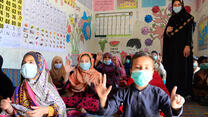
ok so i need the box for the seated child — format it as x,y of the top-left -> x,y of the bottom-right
95,51 -> 184,117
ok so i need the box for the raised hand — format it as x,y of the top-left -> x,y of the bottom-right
171,86 -> 185,110
95,74 -> 112,107
65,60 -> 74,73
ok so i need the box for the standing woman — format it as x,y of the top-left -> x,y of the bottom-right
163,0 -> 195,97
0,51 -> 66,116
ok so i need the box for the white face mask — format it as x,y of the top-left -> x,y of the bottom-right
21,63 -> 37,79
173,6 -> 182,13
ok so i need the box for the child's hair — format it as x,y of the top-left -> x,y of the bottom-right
151,50 -> 158,55
198,56 -> 208,65
131,51 -> 154,68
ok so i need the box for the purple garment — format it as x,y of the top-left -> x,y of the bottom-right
98,53 -> 121,88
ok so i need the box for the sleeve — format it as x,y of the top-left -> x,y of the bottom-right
159,63 -> 167,80
98,89 -> 124,116
184,18 -> 194,47
159,89 -> 183,116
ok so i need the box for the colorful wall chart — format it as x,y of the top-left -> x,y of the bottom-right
22,0 -> 67,52
117,0 -> 138,9
64,0 -> 76,8
93,0 -> 114,11
198,16 -> 208,50
142,0 -> 166,8
0,0 -> 23,48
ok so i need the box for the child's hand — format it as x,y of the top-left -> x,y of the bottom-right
170,86 -> 185,110
27,106 -> 49,117
95,74 -> 112,99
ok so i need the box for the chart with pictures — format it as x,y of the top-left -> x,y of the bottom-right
22,0 -> 67,52
0,0 -> 23,48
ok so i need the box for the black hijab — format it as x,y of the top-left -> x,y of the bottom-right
0,55 -> 15,99
165,0 -> 194,36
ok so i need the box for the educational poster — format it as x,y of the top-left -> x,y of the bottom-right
22,0 -> 67,52
64,0 -> 76,8
142,0 -> 166,8
95,12 -> 133,37
93,0 -> 114,11
77,0 -> 92,10
0,0 -> 23,48
117,0 -> 138,9
198,16 -> 208,50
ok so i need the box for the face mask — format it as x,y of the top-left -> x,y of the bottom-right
104,59 -> 112,65
153,56 -> 158,61
131,70 -> 153,87
193,62 -> 197,68
126,59 -> 130,64
173,6 -> 182,13
54,63 -> 62,69
199,63 -> 208,70
80,62 -> 91,71
21,63 -> 37,79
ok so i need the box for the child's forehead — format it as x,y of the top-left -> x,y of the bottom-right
133,56 -> 153,65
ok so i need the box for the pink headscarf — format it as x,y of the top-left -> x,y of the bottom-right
114,56 -> 127,79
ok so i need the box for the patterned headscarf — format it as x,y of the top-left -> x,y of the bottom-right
69,52 -> 100,92
12,51 -> 66,116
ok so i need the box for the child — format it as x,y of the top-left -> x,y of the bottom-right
95,51 -> 184,117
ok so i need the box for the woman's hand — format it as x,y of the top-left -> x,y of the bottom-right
183,46 -> 190,57
166,26 -> 173,34
0,98 -> 13,114
95,74 -> 112,107
27,106 -> 49,117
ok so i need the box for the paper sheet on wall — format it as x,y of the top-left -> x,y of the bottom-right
93,0 -> 114,11
22,0 -> 67,52
0,0 -> 23,48
117,0 -> 138,9
77,0 -> 92,9
142,0 -> 166,8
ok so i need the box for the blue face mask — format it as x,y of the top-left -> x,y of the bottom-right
80,62 -> 91,71
199,63 -> 208,70
126,59 -> 130,64
173,6 -> 182,13
131,70 -> 153,87
153,56 -> 158,61
54,63 -> 62,69
21,63 -> 37,79
104,59 -> 112,65
193,62 -> 197,68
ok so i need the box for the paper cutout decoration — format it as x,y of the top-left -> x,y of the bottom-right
145,15 -> 153,23
109,41 -> 120,47
81,12 -> 91,40
145,38 -> 153,46
198,16 -> 208,50
141,27 -> 150,35
126,38 -> 141,49
99,39 -> 108,52
120,51 -> 127,59
66,34 -> 70,43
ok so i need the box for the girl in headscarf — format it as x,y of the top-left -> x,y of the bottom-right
0,51 -> 66,116
97,52 -> 121,89
62,52 -> 100,114
112,56 -> 127,80
123,55 -> 132,78
50,56 -> 67,89
163,0 -> 195,97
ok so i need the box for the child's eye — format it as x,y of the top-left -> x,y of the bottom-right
29,61 -> 34,64
136,66 -> 141,70
145,66 -> 150,70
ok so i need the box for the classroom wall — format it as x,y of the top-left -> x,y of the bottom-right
192,0 -> 208,57
85,0 -> 195,62
0,0 -> 93,69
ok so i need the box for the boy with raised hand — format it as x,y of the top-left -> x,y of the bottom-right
95,51 -> 184,117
